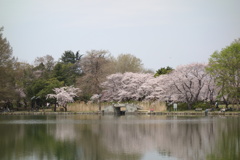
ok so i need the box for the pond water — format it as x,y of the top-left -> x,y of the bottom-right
0,115 -> 239,160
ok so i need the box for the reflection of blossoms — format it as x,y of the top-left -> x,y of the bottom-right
54,117 -> 76,141
47,86 -> 80,111
92,117 -> 219,160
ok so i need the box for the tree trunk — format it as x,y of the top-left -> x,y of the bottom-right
24,99 -> 28,109
187,102 -> 192,110
98,100 -> 101,111
54,99 -> 57,112
17,100 -> 21,108
64,104 -> 67,112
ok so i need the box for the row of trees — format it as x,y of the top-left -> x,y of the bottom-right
0,27 -> 152,110
98,39 -> 240,109
100,63 -> 215,109
1,26 -> 240,110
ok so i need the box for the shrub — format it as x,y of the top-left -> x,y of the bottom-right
175,103 -> 188,111
193,102 -> 212,110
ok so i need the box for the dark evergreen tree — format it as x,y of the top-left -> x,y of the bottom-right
154,66 -> 173,77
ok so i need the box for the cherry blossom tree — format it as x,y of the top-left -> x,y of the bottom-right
142,74 -> 170,101
119,72 -> 151,100
167,63 -> 216,109
101,72 -> 158,102
47,86 -> 80,112
100,63 -> 218,110
100,73 -> 124,101
101,72 -> 174,102
200,74 -> 219,105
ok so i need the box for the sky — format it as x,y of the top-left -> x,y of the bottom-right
1,0 -> 240,71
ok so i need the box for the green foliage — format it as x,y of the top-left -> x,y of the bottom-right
26,79 -> 45,99
37,78 -> 64,98
32,62 -> 54,80
114,53 -> 144,73
0,27 -> 16,101
154,66 -> 173,77
34,62 -> 45,71
0,27 -> 14,67
193,102 -> 212,110
77,94 -> 91,103
26,78 -> 64,103
206,117 -> 240,160
207,39 -> 240,105
60,50 -> 82,64
173,102 -> 212,111
34,55 -> 55,72
175,103 -> 189,111
53,62 -> 81,85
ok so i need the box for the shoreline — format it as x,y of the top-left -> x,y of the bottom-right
1,111 -> 240,116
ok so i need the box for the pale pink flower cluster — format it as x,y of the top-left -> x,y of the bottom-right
101,63 -> 218,104
47,86 -> 80,106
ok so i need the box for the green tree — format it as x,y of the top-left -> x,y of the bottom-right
32,55 -> 56,80
154,66 -> 173,77
113,53 -> 144,73
0,27 -> 16,103
53,62 -> 81,86
26,78 -> 64,107
206,39 -> 240,108
37,78 -> 64,99
13,62 -> 33,108
60,50 -> 82,64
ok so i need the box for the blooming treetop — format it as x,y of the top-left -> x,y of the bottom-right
166,63 -> 217,109
101,72 -> 153,101
47,86 -> 80,106
101,72 -> 169,102
100,63 -> 217,105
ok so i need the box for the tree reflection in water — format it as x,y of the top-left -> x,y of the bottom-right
206,117 -> 240,160
0,115 -> 239,160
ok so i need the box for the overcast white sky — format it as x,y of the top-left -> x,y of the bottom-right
1,0 -> 240,71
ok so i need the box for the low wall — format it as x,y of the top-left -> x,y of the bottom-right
67,101 -> 167,112
67,102 -> 100,112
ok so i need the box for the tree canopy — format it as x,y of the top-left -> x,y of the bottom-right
207,39 -> 240,106
0,27 -> 16,102
113,53 -> 144,73
77,50 -> 113,97
47,86 -> 79,111
101,63 -> 215,109
60,50 -> 82,64
1,26 -> 239,111
154,66 -> 173,77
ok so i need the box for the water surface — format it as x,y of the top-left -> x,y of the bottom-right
0,115 -> 239,160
